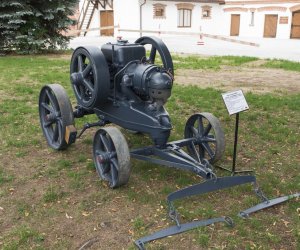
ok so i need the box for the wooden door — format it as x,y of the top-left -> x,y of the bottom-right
100,11 -> 114,36
230,14 -> 240,36
264,15 -> 278,38
291,11 -> 300,38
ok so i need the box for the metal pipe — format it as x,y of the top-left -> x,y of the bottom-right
139,0 -> 146,37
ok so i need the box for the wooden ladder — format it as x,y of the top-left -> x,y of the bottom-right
77,0 -> 98,36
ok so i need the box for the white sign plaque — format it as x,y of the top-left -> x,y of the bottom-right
222,90 -> 249,115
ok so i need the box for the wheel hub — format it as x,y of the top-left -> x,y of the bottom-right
70,72 -> 83,86
45,113 -> 57,122
193,133 -> 204,144
97,152 -> 116,164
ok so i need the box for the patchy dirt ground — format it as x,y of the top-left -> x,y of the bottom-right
0,56 -> 299,250
175,64 -> 300,94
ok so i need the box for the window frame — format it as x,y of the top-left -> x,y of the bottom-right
201,5 -> 212,19
177,8 -> 192,28
153,3 -> 166,19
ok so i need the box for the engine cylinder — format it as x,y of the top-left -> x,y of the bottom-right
123,62 -> 173,104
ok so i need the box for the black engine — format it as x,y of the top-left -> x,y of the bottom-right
101,40 -> 173,106
70,36 -> 175,146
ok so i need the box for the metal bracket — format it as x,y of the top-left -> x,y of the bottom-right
166,175 -> 256,225
239,192 -> 300,218
167,175 -> 256,203
134,175 -> 299,249
134,176 -> 254,249
130,143 -> 214,179
77,120 -> 106,139
134,216 -> 233,250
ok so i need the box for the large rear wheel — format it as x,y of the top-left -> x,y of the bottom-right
70,46 -> 110,109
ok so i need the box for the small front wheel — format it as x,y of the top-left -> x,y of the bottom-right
93,127 -> 131,188
184,113 -> 225,164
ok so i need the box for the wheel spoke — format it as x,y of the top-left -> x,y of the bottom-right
110,162 -> 118,186
190,126 -> 198,136
203,124 -> 212,136
100,134 -> 111,152
102,163 -> 110,174
149,46 -> 157,64
197,117 -> 204,135
202,137 -> 216,143
202,142 -> 214,159
95,149 -> 105,156
82,64 -> 92,77
191,141 -> 201,162
43,119 -> 55,127
198,145 -> 205,160
52,122 -> 59,143
45,89 -> 58,111
41,102 -> 54,113
78,55 -> 84,72
111,158 -> 119,171
83,79 -> 94,92
77,85 -> 84,100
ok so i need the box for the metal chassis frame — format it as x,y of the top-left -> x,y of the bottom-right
130,140 -> 299,249
57,36 -> 299,250
75,120 -> 299,250
130,138 -> 215,179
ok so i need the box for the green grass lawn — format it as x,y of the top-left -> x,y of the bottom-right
0,54 -> 299,249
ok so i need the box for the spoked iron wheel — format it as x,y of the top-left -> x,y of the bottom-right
70,46 -> 110,109
184,113 -> 225,164
135,36 -> 174,75
93,127 -> 131,188
39,84 -> 74,150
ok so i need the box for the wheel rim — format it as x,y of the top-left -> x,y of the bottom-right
70,46 -> 110,108
39,84 -> 73,150
93,127 -> 131,188
184,113 -> 225,164
135,36 -> 174,75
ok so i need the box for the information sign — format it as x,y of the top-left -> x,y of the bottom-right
221,90 -> 249,115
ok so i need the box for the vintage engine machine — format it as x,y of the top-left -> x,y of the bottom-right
38,37 -> 299,249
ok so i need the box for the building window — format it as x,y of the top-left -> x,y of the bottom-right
178,9 -> 192,27
202,6 -> 212,19
176,3 -> 194,27
153,4 -> 166,19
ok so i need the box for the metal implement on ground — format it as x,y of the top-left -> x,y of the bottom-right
38,36 -> 299,249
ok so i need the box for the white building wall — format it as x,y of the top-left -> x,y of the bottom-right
201,6 -> 229,36
78,0 -> 299,39
114,0 -> 141,37
140,1 -> 297,39
222,2 -> 296,39
129,1 -> 229,35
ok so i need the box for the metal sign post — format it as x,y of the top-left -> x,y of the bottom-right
221,90 -> 253,175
